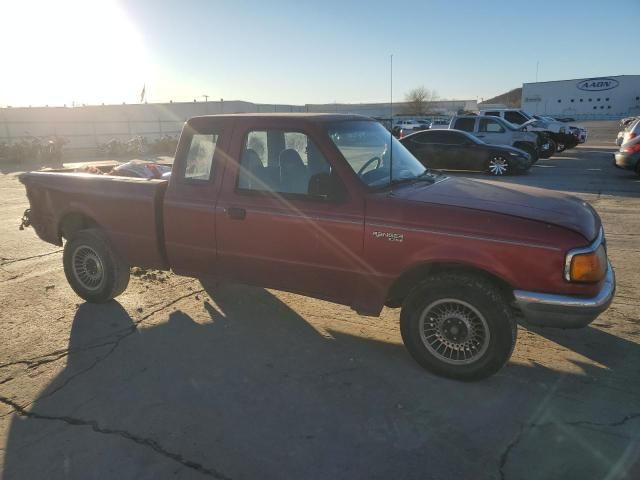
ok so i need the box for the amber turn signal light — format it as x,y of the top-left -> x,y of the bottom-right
569,245 -> 607,283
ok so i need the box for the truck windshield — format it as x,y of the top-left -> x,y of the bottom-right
328,120 -> 431,188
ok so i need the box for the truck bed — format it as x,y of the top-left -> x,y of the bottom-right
20,171 -> 169,269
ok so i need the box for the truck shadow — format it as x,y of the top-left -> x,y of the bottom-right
2,284 -> 639,479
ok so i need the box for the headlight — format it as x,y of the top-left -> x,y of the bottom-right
564,229 -> 607,282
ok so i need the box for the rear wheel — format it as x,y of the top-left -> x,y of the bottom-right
400,273 -> 517,381
487,155 -> 509,176
63,228 -> 130,303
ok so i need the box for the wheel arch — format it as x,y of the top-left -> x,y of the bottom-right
385,262 -> 515,308
58,211 -> 99,242
513,140 -> 536,151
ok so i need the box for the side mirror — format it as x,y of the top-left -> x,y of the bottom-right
308,172 -> 345,202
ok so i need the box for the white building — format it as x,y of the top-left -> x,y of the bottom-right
522,75 -> 640,119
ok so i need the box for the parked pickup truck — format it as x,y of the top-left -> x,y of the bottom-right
449,115 -> 544,161
479,109 -> 581,153
20,113 -> 615,381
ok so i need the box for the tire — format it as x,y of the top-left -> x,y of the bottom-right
539,139 -> 556,159
400,273 -> 517,381
63,228 -> 130,303
486,155 -> 509,176
516,144 -> 538,164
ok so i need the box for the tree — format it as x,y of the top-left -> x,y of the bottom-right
404,87 -> 438,115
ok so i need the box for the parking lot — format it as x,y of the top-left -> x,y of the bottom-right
1,129 -> 639,479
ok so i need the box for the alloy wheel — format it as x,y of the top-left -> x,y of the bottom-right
71,245 -> 105,291
418,299 -> 491,365
488,156 -> 508,175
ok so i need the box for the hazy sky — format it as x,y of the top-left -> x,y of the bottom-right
0,0 -> 638,107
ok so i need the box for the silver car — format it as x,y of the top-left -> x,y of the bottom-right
618,118 -> 640,147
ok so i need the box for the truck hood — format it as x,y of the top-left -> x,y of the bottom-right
394,177 -> 599,241
522,118 -> 565,134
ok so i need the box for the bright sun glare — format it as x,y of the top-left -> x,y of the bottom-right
0,0 -> 147,107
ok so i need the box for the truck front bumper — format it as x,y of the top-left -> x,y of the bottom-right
513,263 -> 615,328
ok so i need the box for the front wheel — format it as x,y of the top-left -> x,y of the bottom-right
539,139 -> 556,159
400,274 -> 517,381
63,228 -> 130,303
487,155 -> 509,176
517,144 -> 538,164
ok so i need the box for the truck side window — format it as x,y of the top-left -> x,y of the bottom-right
504,111 -> 527,124
453,118 -> 475,132
485,111 -> 500,117
479,118 -> 505,133
238,130 -> 331,196
246,131 -> 268,166
184,133 -> 219,181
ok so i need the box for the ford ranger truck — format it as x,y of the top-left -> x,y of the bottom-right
19,114 -> 615,381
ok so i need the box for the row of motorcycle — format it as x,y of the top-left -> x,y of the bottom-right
97,135 -> 178,157
0,137 -> 67,164
0,134 -> 179,164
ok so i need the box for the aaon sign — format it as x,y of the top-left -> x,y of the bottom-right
576,77 -> 620,92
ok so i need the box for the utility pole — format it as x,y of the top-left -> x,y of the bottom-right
202,94 -> 209,102
390,54 -> 393,120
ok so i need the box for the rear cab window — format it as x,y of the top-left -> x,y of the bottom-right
184,134 -> 219,181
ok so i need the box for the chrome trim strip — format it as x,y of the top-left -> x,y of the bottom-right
563,227 -> 604,281
366,222 -> 562,251
216,205 -> 363,226
515,263 -> 614,310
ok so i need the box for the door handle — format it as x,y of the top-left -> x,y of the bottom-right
226,207 -> 246,220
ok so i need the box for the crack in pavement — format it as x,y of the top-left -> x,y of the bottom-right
498,413 -> 640,480
0,250 -> 62,266
0,285 -> 204,371
0,395 -> 230,479
0,289 -> 206,410
499,424 -> 525,480
0,339 -> 125,371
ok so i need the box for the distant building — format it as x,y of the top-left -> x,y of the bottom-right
522,75 -> 640,119
306,99 -> 478,118
0,99 -> 477,149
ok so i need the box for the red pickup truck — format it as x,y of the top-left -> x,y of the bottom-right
20,114 -> 615,380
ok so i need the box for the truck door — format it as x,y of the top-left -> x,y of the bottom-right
477,117 -> 509,146
215,120 -> 365,305
163,117 -> 228,277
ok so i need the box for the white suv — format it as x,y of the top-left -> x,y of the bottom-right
479,109 -> 581,153
393,119 -> 424,132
